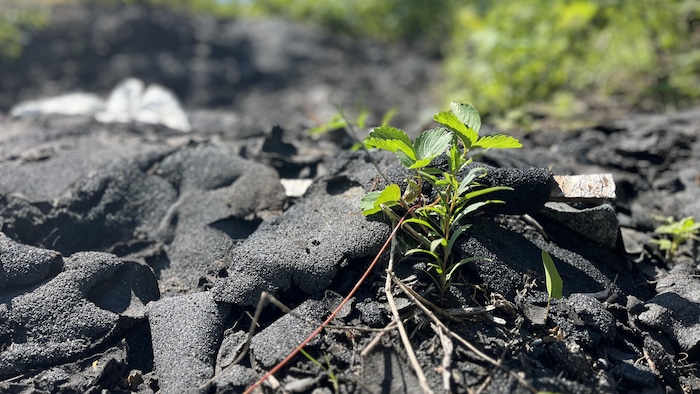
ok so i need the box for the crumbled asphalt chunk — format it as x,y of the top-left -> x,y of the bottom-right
38,150 -> 179,255
472,165 -> 553,215
637,263 -> 700,353
155,145 -> 285,292
611,362 -> 660,388
148,292 -> 229,393
0,115 -> 174,205
541,203 -> 620,248
205,364 -> 259,393
248,299 -> 325,368
643,334 -> 683,391
19,346 -> 127,393
0,232 -> 62,290
460,216 -> 621,300
361,348 -> 421,393
0,251 -> 158,377
212,175 -> 391,307
568,293 -> 617,343
0,195 -> 48,245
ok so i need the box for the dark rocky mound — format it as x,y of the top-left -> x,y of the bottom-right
0,3 -> 698,393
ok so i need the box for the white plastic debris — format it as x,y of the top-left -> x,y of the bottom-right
10,93 -> 105,117
96,78 -> 191,132
9,77 -> 191,132
280,179 -> 313,198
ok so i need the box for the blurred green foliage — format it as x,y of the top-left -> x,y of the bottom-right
0,1 -> 49,59
4,0 -> 700,126
444,0 -> 700,126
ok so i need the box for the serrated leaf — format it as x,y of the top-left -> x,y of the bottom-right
541,250 -> 563,300
434,111 -> 477,148
364,126 -> 416,161
360,184 -> 401,216
396,149 -> 417,168
450,102 -> 482,133
434,111 -> 468,134
414,127 -> 452,162
473,134 -> 522,149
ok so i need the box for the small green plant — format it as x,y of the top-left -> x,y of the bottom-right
360,102 -> 521,303
541,250 -> 563,319
649,215 -> 700,261
298,348 -> 339,393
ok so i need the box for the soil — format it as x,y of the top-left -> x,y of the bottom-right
0,3 -> 698,394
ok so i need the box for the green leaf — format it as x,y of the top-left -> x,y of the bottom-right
434,111 -> 468,134
445,257 -> 480,281
434,111 -> 478,148
360,184 -> 401,216
450,102 -> 482,133
412,128 -> 452,168
364,126 -> 416,166
446,224 -> 471,254
541,250 -> 563,300
461,185 -> 512,200
396,150 -> 417,168
404,218 -> 440,236
453,200 -> 505,223
357,109 -> 369,129
405,248 -> 443,266
381,107 -> 398,126
473,134 -> 522,149
430,238 -> 447,253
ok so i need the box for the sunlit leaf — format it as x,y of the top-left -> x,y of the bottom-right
450,102 -> 482,133
434,111 -> 477,148
413,127 -> 452,163
364,126 -> 416,164
430,238 -> 447,253
360,183 -> 401,216
473,134 -> 522,149
381,107 -> 398,126
541,250 -> 563,300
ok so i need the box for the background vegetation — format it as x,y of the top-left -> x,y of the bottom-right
3,0 -> 700,127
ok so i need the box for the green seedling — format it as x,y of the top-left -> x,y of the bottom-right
649,215 -> 700,261
298,348 -> 339,393
308,107 -> 396,136
361,102 -> 521,303
541,250 -> 563,319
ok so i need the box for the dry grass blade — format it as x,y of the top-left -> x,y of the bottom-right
385,234 -> 434,393
431,322 -> 454,391
390,272 -> 539,394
